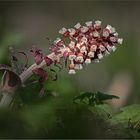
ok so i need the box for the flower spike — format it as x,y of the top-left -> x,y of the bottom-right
49,20 -> 123,74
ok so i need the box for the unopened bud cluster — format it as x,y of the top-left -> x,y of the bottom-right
50,20 -> 123,74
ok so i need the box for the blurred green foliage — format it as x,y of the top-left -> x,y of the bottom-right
0,33 -> 24,63
1,88 -> 140,138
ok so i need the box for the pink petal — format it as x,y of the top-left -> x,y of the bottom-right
30,47 -> 43,65
44,56 -> 53,66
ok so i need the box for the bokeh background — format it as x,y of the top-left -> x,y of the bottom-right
0,0 -> 140,138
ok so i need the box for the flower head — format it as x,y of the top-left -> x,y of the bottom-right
49,20 -> 123,74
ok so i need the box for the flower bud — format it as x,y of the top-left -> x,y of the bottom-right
75,64 -> 83,70
69,41 -> 75,49
103,50 -> 110,56
106,45 -> 113,52
81,36 -> 88,44
94,20 -> 102,30
69,69 -> 76,74
97,53 -> 103,59
76,43 -> 81,49
68,52 -> 76,60
99,44 -> 106,51
117,38 -> 123,44
85,21 -> 93,27
88,51 -> 95,58
85,58 -> 91,64
106,25 -> 116,34
69,63 -> 76,74
59,27 -> 67,35
102,29 -> 110,38
93,59 -> 100,63
112,46 -> 117,52
93,31 -> 99,38
59,27 -> 69,37
114,32 -> 118,37
68,28 -> 76,36
90,45 -> 97,52
109,36 -> 117,43
76,53 -> 84,63
74,23 -> 81,29
54,38 -> 64,46
81,26 -> 89,33
63,51 -> 69,59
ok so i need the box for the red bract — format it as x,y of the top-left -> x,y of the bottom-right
30,47 -> 43,65
32,68 -> 48,84
50,20 -> 123,74
44,56 -> 53,66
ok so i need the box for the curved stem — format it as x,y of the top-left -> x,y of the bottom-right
20,47 -> 68,83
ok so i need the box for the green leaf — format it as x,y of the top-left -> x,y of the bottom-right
21,100 -> 58,133
88,104 -> 112,120
73,91 -> 119,106
110,104 -> 140,125
0,33 -> 24,61
96,91 -> 120,101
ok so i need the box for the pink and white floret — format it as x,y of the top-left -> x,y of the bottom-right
49,20 -> 123,74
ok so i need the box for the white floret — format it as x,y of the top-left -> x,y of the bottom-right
95,20 -> 102,26
98,53 -> 103,59
99,45 -> 106,51
85,58 -> 91,64
112,46 -> 117,52
81,26 -> 89,33
59,27 -> 67,34
69,69 -> 76,74
118,38 -> 123,44
68,28 -> 76,36
75,64 -> 83,70
88,51 -> 95,58
85,21 -> 93,26
74,23 -> 81,29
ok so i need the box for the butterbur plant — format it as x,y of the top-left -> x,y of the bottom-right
0,20 -> 123,107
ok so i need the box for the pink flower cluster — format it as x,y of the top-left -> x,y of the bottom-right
50,20 -> 123,74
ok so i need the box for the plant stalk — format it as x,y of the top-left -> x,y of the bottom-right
0,48 -> 68,107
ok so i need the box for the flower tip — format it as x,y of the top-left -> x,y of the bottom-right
75,64 -> 83,70
93,59 -> 100,63
81,26 -> 89,33
111,27 -> 116,33
74,23 -> 81,29
104,50 -> 110,56
118,38 -> 123,44
54,38 -> 61,45
68,69 -> 76,74
59,27 -> 67,34
106,24 -> 112,30
85,58 -> 91,64
85,21 -> 93,26
95,20 -> 102,25
112,46 -> 117,52
98,53 -> 104,60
